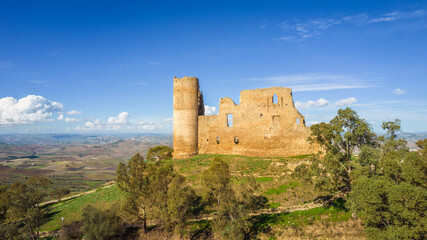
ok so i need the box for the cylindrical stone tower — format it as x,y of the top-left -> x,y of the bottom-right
173,76 -> 199,159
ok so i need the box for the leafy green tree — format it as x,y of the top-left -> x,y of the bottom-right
52,187 -> 71,202
81,205 -> 124,240
350,120 -> 427,239
379,119 -> 408,156
0,185 -> 7,222
201,157 -> 260,240
117,152 -> 197,235
308,108 -> 377,195
146,146 -> 173,162
351,154 -> 426,239
117,153 -> 154,233
416,139 -> 427,157
5,176 -> 52,240
162,174 -> 199,235
59,220 -> 83,240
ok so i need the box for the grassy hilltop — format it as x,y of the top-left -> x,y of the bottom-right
39,154 -> 363,239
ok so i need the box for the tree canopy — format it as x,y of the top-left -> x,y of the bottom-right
307,107 -> 377,195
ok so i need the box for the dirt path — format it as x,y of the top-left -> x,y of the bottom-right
40,182 -> 115,206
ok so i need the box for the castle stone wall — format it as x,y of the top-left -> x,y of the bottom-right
173,77 -> 320,159
197,87 -> 318,157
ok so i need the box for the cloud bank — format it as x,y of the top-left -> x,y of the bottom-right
248,73 -> 373,92
335,97 -> 357,106
278,9 -> 426,40
295,99 -> 329,108
67,110 -> 83,115
0,95 -> 63,125
76,112 -> 129,131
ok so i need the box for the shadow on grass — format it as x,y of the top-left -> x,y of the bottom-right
190,220 -> 212,240
325,197 -> 348,211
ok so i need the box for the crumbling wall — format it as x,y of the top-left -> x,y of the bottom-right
197,87 -> 319,157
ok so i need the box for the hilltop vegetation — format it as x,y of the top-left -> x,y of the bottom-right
0,108 -> 426,239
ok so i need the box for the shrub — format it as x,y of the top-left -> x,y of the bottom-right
81,205 -> 124,240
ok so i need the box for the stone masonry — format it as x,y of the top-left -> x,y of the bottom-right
173,76 -> 320,159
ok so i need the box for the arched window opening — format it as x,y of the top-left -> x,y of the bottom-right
260,114 -> 263,118
216,136 -> 220,144
272,94 -> 278,104
234,137 -> 239,144
296,118 -> 300,124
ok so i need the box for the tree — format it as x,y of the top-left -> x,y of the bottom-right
201,157 -> 260,240
162,174 -> 199,235
0,185 -> 7,222
350,120 -> 427,239
416,139 -> 427,157
116,153 -> 154,233
308,108 -> 377,195
52,187 -> 71,202
351,153 -> 426,239
146,146 -> 173,162
5,176 -> 52,240
81,205 -> 124,240
117,152 -> 197,235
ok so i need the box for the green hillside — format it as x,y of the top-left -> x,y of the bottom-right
40,154 -> 361,239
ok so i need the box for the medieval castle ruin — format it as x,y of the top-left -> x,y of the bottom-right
173,76 -> 319,159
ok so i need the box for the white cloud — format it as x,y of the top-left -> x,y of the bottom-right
108,112 -> 128,124
393,88 -> 406,95
204,105 -> 217,115
67,110 -> 83,115
370,10 -> 426,23
273,36 -> 295,41
76,119 -> 103,131
248,73 -> 373,92
279,9 -> 427,40
307,121 -> 320,126
76,112 -> 129,131
57,114 -> 64,120
295,99 -> 329,108
65,117 -> 81,123
164,117 -> 173,123
135,121 -> 163,131
335,97 -> 357,106
0,95 -> 63,125
138,124 -> 157,131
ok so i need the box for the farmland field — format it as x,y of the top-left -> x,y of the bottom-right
0,133 -> 172,192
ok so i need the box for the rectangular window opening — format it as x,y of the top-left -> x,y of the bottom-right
227,114 -> 233,127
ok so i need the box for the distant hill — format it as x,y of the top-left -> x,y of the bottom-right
0,133 -> 172,145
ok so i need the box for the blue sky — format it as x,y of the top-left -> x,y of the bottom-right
0,0 -> 426,133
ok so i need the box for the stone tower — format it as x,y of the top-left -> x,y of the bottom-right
173,76 -> 203,159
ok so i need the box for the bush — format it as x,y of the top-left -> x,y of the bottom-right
146,146 -> 173,162
81,205 -> 124,240
59,221 -> 83,240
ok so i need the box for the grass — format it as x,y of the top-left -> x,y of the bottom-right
253,199 -> 351,229
39,153 -> 330,234
265,182 -> 300,195
41,184 -> 124,231
256,176 -> 274,182
269,202 -> 281,209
